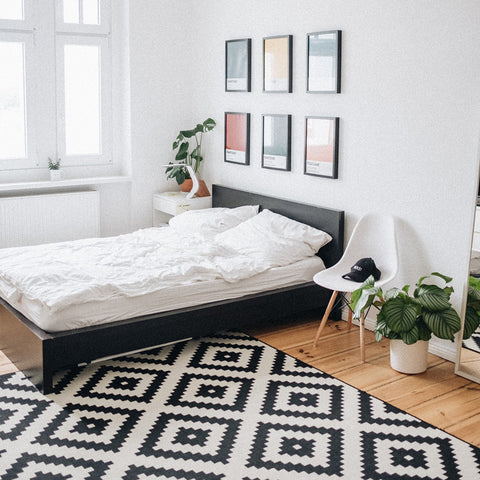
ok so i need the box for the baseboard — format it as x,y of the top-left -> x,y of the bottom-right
341,308 -> 457,362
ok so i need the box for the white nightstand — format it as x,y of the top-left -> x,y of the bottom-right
153,191 -> 212,226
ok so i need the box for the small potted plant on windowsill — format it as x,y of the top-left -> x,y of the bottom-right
350,272 -> 461,374
48,157 -> 63,181
166,118 -> 216,197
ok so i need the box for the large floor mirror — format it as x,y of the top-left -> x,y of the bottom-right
456,177 -> 480,383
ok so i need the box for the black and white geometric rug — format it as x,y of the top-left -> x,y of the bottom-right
0,332 -> 479,479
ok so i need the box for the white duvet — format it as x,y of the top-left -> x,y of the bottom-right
0,227 -> 289,313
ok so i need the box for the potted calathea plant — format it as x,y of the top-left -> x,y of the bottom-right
350,272 -> 461,374
464,276 -> 480,340
166,118 -> 216,197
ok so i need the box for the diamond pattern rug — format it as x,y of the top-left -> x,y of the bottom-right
0,332 -> 479,479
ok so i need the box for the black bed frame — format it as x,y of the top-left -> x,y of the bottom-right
0,185 -> 344,394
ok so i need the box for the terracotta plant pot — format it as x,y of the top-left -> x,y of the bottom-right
181,179 -> 211,197
181,179 -> 193,192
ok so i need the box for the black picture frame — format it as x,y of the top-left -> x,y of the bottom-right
262,114 -> 292,171
304,116 -> 339,179
307,30 -> 341,93
263,35 -> 293,93
224,112 -> 251,165
225,39 -> 251,92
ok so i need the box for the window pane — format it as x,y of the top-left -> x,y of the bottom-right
0,0 -> 23,20
82,0 -> 99,25
0,41 -> 26,159
63,0 -> 79,23
64,44 -> 100,155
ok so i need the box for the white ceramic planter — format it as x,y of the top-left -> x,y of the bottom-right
390,339 -> 429,374
50,170 -> 63,181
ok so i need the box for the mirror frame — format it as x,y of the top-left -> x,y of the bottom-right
455,142 -> 480,383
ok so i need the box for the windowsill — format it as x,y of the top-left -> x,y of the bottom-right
0,175 -> 132,193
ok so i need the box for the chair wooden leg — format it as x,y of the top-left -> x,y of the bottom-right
360,312 -> 365,362
313,290 -> 338,347
347,308 -> 353,331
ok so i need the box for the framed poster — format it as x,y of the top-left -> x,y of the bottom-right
262,114 -> 291,171
307,30 -> 341,93
263,35 -> 293,93
224,112 -> 250,165
304,116 -> 339,178
225,39 -> 251,92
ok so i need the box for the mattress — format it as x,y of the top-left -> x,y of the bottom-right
7,256 -> 325,332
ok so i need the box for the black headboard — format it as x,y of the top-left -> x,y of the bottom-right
212,185 -> 344,268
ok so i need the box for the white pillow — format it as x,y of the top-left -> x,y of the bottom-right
169,205 -> 259,236
215,209 -> 332,266
252,209 -> 332,251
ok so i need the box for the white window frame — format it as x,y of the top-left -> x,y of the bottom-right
54,0 -> 110,34
56,34 -> 112,166
0,0 -> 113,171
0,31 -> 38,170
0,0 -> 34,31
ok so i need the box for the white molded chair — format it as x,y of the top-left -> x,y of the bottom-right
312,213 -> 398,361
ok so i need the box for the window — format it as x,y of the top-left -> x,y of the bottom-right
0,0 -> 24,21
0,39 -> 27,160
0,0 -> 112,171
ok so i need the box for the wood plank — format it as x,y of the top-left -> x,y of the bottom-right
0,350 -> 17,374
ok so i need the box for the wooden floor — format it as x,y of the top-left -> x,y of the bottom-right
1,312 -> 480,448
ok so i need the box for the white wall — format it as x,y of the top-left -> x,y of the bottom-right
182,0 -> 480,358
128,1 -> 194,230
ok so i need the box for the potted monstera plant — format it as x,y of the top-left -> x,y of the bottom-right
166,118 -> 216,197
350,272 -> 461,374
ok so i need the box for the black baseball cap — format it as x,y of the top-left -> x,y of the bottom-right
342,258 -> 381,282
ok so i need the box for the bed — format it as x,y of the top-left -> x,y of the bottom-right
0,185 -> 344,394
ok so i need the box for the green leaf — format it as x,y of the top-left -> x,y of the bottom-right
422,307 -> 461,341
375,313 -> 401,341
416,272 -> 452,287
175,142 -> 189,161
375,330 -> 384,342
400,324 -> 420,345
469,275 -> 480,290
203,118 -> 216,131
382,298 -> 418,333
175,151 -> 187,161
352,286 -> 381,319
174,168 -> 186,185
463,306 -> 480,339
349,276 -> 375,312
468,284 -> 480,302
414,284 -> 451,312
180,129 -> 196,138
430,272 -> 453,284
190,145 -> 201,158
384,287 -> 401,301
417,319 -> 433,341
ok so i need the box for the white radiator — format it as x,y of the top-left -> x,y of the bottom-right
0,191 -> 100,247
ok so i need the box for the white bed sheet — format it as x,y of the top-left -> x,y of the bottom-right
8,256 -> 325,332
